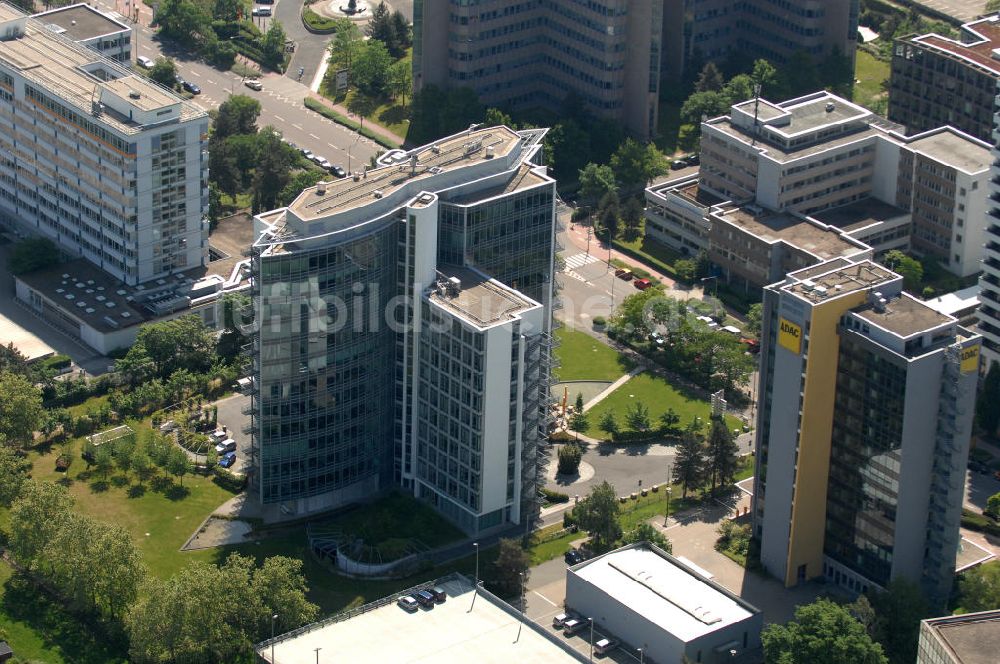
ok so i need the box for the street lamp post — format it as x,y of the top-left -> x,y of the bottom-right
314,646 -> 322,664
588,617 -> 595,663
701,275 -> 719,297
665,485 -> 672,527
474,541 -> 480,588
270,613 -> 278,663
638,647 -> 644,664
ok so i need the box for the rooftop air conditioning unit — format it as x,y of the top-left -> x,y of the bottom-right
373,190 -> 383,199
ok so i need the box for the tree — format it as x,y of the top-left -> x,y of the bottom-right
957,561 -> 1000,612
864,579 -> 930,664
278,169 -> 325,207
328,18 -> 365,73
706,415 -> 739,490
600,205 -> 620,242
120,315 -> 216,379
213,0 -> 242,21
883,250 -> 923,292
352,39 -> 393,96
578,162 -> 617,205
153,0 -> 213,50
762,598 -> 888,664
575,392 -> 585,414
149,57 -> 178,89
388,59 -> 412,106
94,444 -> 115,479
573,481 -> 622,551
977,361 -> 1000,436
621,196 -> 644,242
260,21 -> 287,70
675,259 -> 696,283
0,445 -> 30,506
558,443 -> 583,475
569,411 -> 589,439
625,402 -> 651,433
746,302 -> 763,338
0,371 -> 44,448
621,522 -> 672,553
598,412 -> 619,439
723,73 -> 756,106
695,62 -> 725,92
213,95 -> 261,140
8,480 -> 74,569
390,10 -> 411,49
680,90 -> 728,125
752,58 -> 778,95
347,92 -> 379,132
366,2 -> 402,57
659,408 -> 681,434
610,137 -> 668,192
250,555 -> 320,633
132,447 -> 152,486
673,424 -> 705,498
484,107 -> 513,128
987,492 -> 1000,519
251,127 -> 296,212
8,237 -> 60,275
167,446 -> 191,485
489,538 -> 530,601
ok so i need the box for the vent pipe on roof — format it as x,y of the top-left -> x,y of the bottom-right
825,102 -> 835,112
316,181 -> 326,196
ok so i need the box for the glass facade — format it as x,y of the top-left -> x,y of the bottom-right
440,186 -> 554,305
254,220 -> 401,504
824,331 -> 906,587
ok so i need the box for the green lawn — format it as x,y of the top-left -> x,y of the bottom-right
554,326 -> 634,382
28,431 -> 238,579
527,524 -> 586,565
312,491 -> 464,551
582,372 -> 741,436
854,50 -> 890,114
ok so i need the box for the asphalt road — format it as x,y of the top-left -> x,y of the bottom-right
89,0 -> 380,166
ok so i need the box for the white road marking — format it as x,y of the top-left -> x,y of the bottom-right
274,115 -> 285,122
309,133 -> 320,139
532,591 -> 557,607
292,124 -> 303,130
563,253 -> 600,270
206,79 -> 216,85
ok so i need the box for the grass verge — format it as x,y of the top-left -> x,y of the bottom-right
303,98 -> 401,149
854,50 -> 889,113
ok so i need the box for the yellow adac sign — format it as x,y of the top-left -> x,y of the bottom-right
778,318 -> 802,354
960,345 -> 980,374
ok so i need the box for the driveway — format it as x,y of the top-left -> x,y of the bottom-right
215,393 -> 252,475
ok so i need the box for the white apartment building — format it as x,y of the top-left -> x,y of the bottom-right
976,81 -> 1000,362
0,4 -> 209,287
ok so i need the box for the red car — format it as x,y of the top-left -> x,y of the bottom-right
633,278 -> 653,290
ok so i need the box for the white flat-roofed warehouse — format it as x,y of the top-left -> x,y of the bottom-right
257,574 -> 585,663
566,543 -> 763,664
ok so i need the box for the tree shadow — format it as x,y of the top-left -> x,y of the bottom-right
0,572 -> 129,663
597,443 -> 617,456
88,479 -> 109,493
110,475 -> 129,488
150,476 -> 173,493
165,484 -> 190,501
379,104 -> 408,126
127,485 -> 146,499
56,476 -> 74,488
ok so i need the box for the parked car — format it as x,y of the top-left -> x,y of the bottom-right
969,459 -> 989,474
218,452 -> 236,468
552,612 -> 577,628
251,7 -> 271,16
564,549 -> 583,565
594,638 -> 618,656
684,153 -> 700,166
633,278 -> 653,290
670,159 -> 687,170
300,147 -> 314,160
136,55 -> 154,69
614,268 -> 633,281
397,596 -> 419,612
314,156 -> 333,170
182,80 -> 201,95
414,589 -> 436,607
563,618 -> 586,635
209,429 -> 228,443
429,587 -> 447,603
330,164 -> 347,178
244,79 -> 263,91
215,439 -> 237,455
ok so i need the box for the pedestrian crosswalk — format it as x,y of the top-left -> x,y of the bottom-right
563,253 -> 600,271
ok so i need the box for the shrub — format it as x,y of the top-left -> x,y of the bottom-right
212,467 -> 247,492
592,315 -> 606,327
557,444 -> 583,475
9,237 -> 60,274
541,488 -> 570,504
987,492 -> 1000,520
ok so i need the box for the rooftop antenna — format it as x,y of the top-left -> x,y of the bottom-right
751,83 -> 762,146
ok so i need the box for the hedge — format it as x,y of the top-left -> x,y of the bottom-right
541,488 -> 570,504
961,509 -> 1000,537
302,97 -> 401,149
213,467 -> 248,492
302,8 -> 339,33
609,428 -> 681,444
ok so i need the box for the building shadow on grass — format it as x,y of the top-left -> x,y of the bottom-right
1,571 -> 129,663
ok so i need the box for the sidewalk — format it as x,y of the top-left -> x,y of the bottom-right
304,91 -> 406,147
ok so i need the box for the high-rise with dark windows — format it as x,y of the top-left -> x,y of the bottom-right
752,257 -> 980,607
248,126 -> 558,533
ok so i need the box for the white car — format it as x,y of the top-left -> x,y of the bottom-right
397,596 -> 419,612
136,55 -> 154,69
214,439 -> 237,455
315,157 -> 333,170
244,79 -> 263,91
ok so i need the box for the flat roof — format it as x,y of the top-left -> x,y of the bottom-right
771,93 -> 870,135
258,575 -> 583,664
0,311 -> 55,361
288,126 -> 523,220
910,17 -> 1000,77
811,198 -> 910,233
715,207 -> 863,260
784,259 -> 897,304
853,293 -> 954,338
925,285 -> 981,317
447,163 -> 547,204
33,3 -> 129,41
0,6 -> 204,135
429,265 -> 539,329
903,128 -> 991,173
924,610 -> 1000,664
571,545 -> 758,642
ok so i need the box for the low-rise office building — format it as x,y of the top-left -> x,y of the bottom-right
753,257 -> 981,606
644,174 -> 719,256
917,610 -> 1000,664
566,542 -> 763,664
889,16 -> 1000,143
